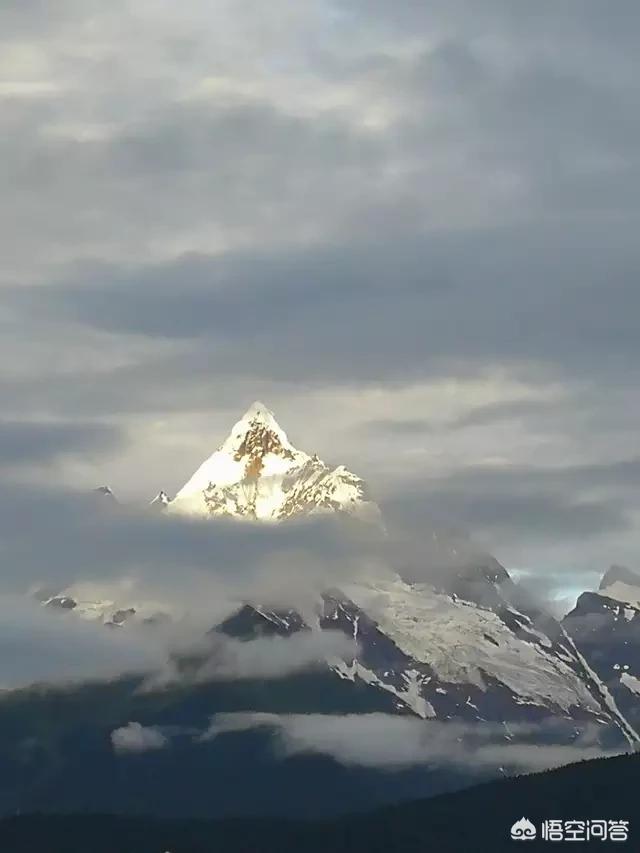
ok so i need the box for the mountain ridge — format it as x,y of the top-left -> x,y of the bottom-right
27,403 -> 640,753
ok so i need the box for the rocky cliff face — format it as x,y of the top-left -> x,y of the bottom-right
563,566 -> 640,731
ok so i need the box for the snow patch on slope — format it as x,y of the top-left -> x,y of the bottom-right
559,625 -> 639,746
621,672 -> 640,697
331,658 -> 435,719
597,581 -> 640,609
343,576 -> 603,715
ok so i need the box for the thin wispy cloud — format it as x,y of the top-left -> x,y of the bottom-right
202,713 -> 616,772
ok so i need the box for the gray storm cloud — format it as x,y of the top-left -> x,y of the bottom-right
0,482 -> 383,605
0,420 -> 123,467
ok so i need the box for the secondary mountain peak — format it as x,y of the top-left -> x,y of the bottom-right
599,564 -> 640,592
93,485 -> 117,503
150,490 -> 171,510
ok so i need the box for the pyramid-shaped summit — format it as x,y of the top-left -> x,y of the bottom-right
167,402 -> 380,523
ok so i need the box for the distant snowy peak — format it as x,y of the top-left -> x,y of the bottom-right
597,566 -> 640,608
563,566 -> 640,732
150,490 -> 171,510
35,566 -> 175,626
167,401 -> 380,523
94,485 -> 117,502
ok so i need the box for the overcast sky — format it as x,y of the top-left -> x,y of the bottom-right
1,0 -> 639,600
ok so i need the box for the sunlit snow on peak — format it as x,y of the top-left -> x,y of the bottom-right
167,402 -> 381,523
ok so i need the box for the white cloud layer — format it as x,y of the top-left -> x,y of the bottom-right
202,713 -> 616,772
145,631 -> 359,690
0,595 -> 162,689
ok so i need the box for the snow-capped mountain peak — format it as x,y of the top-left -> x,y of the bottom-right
167,402 -> 380,523
220,401 -> 297,456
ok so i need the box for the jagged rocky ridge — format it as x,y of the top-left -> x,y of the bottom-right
214,575 -> 637,744
563,565 -> 640,731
